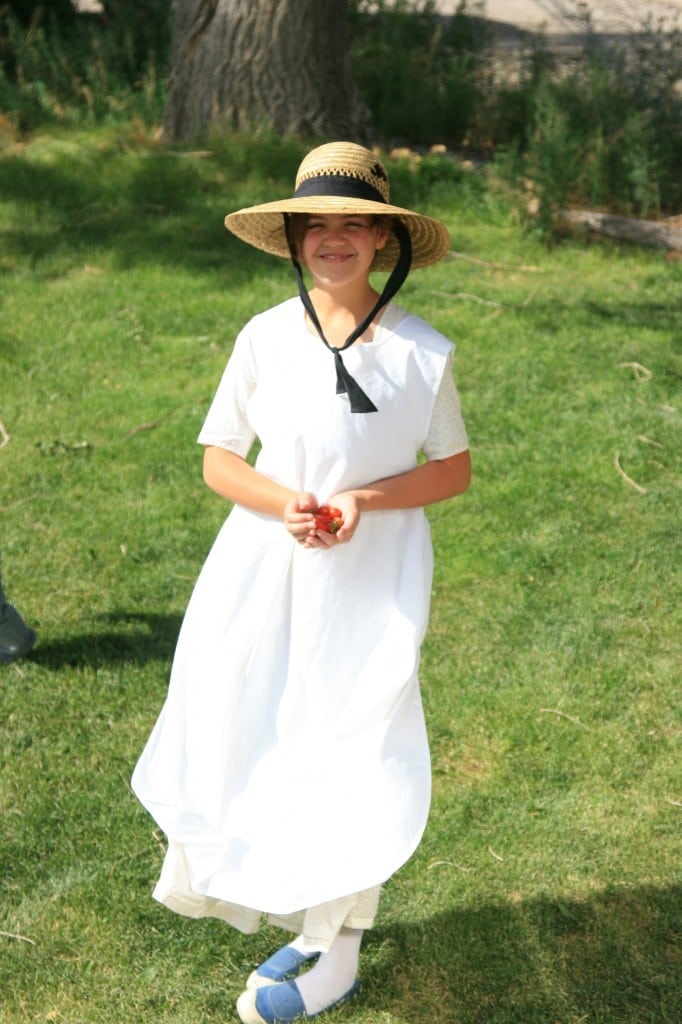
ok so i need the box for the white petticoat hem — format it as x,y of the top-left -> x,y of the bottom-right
153,840 -> 382,952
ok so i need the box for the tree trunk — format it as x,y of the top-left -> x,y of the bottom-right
560,210 -> 682,252
162,0 -> 373,142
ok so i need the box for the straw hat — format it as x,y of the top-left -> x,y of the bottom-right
224,141 -> 450,271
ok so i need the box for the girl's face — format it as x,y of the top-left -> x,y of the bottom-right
300,214 -> 389,290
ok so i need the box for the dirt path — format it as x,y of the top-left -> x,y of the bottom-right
74,1 -> 682,33
435,0 -> 682,33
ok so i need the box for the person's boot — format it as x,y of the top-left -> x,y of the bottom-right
0,574 -> 36,664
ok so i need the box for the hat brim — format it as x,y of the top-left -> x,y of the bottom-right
224,196 -> 450,271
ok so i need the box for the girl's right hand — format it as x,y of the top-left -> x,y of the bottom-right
283,493 -> 318,545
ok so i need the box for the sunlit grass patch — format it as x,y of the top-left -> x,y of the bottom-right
1,125 -> 680,1024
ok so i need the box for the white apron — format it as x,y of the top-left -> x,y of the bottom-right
132,299 -> 455,919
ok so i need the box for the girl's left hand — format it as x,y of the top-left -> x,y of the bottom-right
305,492 -> 359,548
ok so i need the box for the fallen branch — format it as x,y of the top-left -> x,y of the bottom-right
445,250 -> 545,272
0,930 -> 35,945
614,452 -> 647,494
431,289 -> 503,308
0,419 -> 9,450
561,210 -> 682,252
427,859 -> 470,873
540,708 -> 588,729
125,414 -> 172,438
521,283 -> 543,307
0,494 -> 40,512
619,361 -> 652,382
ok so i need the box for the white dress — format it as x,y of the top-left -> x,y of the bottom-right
132,298 -> 468,940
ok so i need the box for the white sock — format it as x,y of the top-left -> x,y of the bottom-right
288,934 -> 321,957
294,927 -> 363,1016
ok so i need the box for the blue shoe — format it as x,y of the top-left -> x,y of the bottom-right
246,945 -> 320,989
236,979 -> 360,1023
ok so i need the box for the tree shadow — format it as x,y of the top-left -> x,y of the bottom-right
514,294 -> 678,337
364,884 -> 681,1023
0,147 -> 282,280
28,610 -> 183,670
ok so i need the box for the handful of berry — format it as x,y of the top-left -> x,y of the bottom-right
314,504 -> 343,534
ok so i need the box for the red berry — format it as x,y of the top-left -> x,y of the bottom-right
314,504 -> 343,533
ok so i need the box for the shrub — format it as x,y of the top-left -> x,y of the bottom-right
1,0 -> 679,228
349,0 -> 491,146
515,22 -> 682,235
0,1 -> 170,131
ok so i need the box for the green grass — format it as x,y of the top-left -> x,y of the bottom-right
1,124 -> 680,1024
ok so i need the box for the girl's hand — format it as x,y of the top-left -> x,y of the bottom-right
306,492 -> 360,548
283,492 -> 318,545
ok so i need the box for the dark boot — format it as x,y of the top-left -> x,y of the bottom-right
0,573 -> 36,664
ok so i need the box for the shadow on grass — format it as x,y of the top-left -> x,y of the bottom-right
28,610 -> 182,669
526,298 -> 679,336
365,884 -> 681,1023
0,140 -> 297,279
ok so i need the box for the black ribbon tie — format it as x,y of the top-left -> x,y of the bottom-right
284,212 -> 412,414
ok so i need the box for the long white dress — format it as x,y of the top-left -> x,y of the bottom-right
132,298 -> 468,939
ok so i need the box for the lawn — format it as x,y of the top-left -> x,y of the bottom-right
0,125 -> 680,1023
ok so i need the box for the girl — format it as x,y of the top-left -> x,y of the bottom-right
132,141 -> 471,1023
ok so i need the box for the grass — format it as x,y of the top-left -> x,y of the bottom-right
0,123 -> 680,1024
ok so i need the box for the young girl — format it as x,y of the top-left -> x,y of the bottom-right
132,141 -> 471,1024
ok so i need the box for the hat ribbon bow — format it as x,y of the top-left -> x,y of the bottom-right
284,212 -> 412,413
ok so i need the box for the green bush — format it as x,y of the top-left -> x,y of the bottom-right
1,0 -> 679,227
515,30 -> 682,234
0,1 -> 169,130
349,0 -> 491,145
350,0 -> 681,226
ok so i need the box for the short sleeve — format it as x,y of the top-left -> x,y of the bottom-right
422,350 -> 469,460
197,329 -> 258,457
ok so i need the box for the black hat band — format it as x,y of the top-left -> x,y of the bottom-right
293,175 -> 386,204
